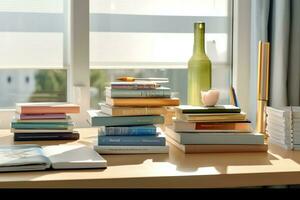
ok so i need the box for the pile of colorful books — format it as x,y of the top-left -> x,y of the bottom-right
165,105 -> 268,153
12,103 -> 80,141
88,80 -> 180,154
266,106 -> 300,150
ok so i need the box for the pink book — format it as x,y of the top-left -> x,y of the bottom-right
18,113 -> 67,120
16,103 -> 80,114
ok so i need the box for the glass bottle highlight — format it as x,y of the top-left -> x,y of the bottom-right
187,22 -> 212,106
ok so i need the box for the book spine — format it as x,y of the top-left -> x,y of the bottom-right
11,123 -> 71,129
108,89 -> 171,98
104,126 -> 157,136
19,107 -> 80,114
92,115 -> 164,126
111,85 -> 157,90
98,136 -> 166,146
14,133 -> 79,141
108,107 -> 165,116
107,98 -> 180,107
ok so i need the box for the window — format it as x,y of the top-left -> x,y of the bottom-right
0,0 -> 246,128
0,0 -> 67,108
90,0 -> 233,108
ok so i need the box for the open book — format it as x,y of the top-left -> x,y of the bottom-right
0,144 -> 107,172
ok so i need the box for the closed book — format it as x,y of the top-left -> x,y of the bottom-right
165,127 -> 264,145
87,110 -> 164,126
16,102 -> 80,114
176,105 -> 241,114
11,121 -> 73,129
106,87 -> 171,98
100,103 -> 166,116
173,120 -> 253,132
13,116 -> 72,123
166,135 -> 268,153
110,81 -> 160,90
98,135 -> 166,146
175,112 -> 247,122
101,125 -> 157,136
12,128 -> 74,133
106,97 -> 180,107
16,113 -> 67,120
94,145 -> 169,154
14,132 -> 79,141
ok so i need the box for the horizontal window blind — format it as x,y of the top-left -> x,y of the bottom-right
90,0 -> 232,68
0,0 -> 63,68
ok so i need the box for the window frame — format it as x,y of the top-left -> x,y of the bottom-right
0,0 -> 251,129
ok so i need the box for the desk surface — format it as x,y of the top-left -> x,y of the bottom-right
0,128 -> 300,188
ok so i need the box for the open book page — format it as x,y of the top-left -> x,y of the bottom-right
42,144 -> 107,169
0,144 -> 51,172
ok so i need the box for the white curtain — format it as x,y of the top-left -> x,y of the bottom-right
249,0 -> 300,124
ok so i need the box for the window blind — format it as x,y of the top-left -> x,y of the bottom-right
90,0 -> 232,68
0,0 -> 64,68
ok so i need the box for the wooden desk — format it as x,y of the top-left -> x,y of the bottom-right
0,128 -> 300,188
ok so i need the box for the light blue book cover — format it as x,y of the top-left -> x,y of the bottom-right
102,125 -> 157,136
98,135 -> 166,146
166,127 -> 264,145
87,110 -> 164,126
106,87 -> 171,98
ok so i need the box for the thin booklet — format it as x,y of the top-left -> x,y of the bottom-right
0,144 -> 107,172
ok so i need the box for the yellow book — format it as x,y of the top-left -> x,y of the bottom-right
99,103 -> 167,116
106,97 -> 180,107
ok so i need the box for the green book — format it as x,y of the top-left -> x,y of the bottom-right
175,105 -> 241,114
11,121 -> 73,129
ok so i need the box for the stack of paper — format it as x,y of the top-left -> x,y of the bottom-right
266,106 -> 300,150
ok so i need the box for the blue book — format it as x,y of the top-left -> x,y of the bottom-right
101,125 -> 157,136
106,87 -> 171,98
98,135 -> 166,146
87,110 -> 164,126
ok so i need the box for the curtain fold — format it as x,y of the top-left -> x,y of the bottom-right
249,0 -> 300,125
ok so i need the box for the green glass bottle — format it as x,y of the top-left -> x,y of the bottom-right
187,22 -> 212,106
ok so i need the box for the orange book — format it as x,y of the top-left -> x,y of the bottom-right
16,103 -> 80,114
106,97 -> 180,107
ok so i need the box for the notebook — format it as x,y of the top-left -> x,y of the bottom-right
0,144 -> 107,172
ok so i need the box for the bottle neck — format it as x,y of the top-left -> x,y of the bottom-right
193,23 -> 206,55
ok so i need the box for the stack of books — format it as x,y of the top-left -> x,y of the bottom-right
165,105 -> 268,153
266,106 -> 300,150
12,103 -> 80,141
88,80 -> 180,154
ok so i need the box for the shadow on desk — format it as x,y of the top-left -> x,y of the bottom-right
100,142 -> 279,174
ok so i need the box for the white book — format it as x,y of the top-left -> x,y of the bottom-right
43,144 -> 107,169
94,145 -> 169,154
268,138 -> 292,150
0,144 -> 107,172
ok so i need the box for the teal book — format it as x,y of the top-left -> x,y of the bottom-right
165,127 -> 264,145
11,121 -> 73,129
87,110 -> 164,126
106,87 -> 171,98
175,105 -> 241,114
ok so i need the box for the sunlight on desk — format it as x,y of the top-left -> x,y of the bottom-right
1,128 -> 300,188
